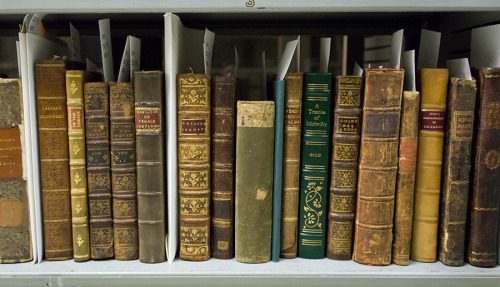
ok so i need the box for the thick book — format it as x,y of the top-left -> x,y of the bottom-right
211,75 -> 236,259
411,68 -> 449,263
177,73 -> 211,261
353,68 -> 404,266
467,67 -> 500,267
109,82 -> 138,260
235,101 -> 275,263
298,73 -> 333,259
327,75 -> 363,260
0,78 -> 32,263
134,71 -> 166,263
84,82 -> 114,260
392,91 -> 420,266
280,72 -> 303,259
35,59 -> 73,261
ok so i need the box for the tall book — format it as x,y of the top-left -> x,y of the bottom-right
327,75 -> 363,260
211,75 -> 236,259
134,71 -> 166,263
109,82 -> 138,260
177,73 -> 211,261
84,82 -> 114,259
353,68 -> 404,265
411,68 -> 449,262
235,101 -> 275,263
280,72 -> 303,259
0,78 -> 32,263
467,67 -> 500,267
298,73 -> 333,259
392,91 -> 420,265
438,77 -> 476,266
35,59 -> 73,261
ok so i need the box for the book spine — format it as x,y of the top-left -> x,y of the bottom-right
211,75 -> 236,259
327,75 -> 363,260
235,101 -> 275,263
35,59 -> 73,261
468,67 -> 500,267
298,73 -> 333,259
134,71 -> 166,263
392,91 -> 420,266
66,70 -> 90,262
353,69 -> 403,266
411,68 -> 449,262
110,82 -> 138,260
280,72 -> 303,259
177,74 -> 211,261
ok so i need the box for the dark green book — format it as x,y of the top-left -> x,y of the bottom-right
298,73 -> 333,259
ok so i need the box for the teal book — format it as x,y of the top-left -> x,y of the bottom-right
298,73 -> 333,259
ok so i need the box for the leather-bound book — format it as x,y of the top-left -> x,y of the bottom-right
35,59 -> 73,260
327,75 -> 363,260
392,91 -> 420,266
235,101 -> 275,263
353,68 -> 404,266
177,73 -> 211,261
438,77 -> 476,267
411,68 -> 449,262
280,72 -> 303,259
134,71 -> 166,263
211,75 -> 236,259
0,78 -> 32,263
467,67 -> 500,267
110,82 -> 138,260
84,82 -> 114,259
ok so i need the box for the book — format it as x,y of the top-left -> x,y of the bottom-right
109,82 -> 138,260
134,71 -> 166,263
467,67 -> 500,267
35,59 -> 73,261
235,101 -> 275,263
177,73 -> 211,261
411,68 -> 449,262
327,75 -> 363,260
0,78 -> 32,263
353,68 -> 404,266
298,73 -> 333,259
211,75 -> 237,259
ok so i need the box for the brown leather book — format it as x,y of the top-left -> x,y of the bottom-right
84,82 -> 114,260
0,78 -> 32,263
467,67 -> 500,267
110,82 -> 138,260
211,75 -> 236,259
392,91 -> 420,266
353,68 -> 403,266
35,59 -> 73,261
134,71 -> 166,263
327,75 -> 363,260
177,73 -> 211,261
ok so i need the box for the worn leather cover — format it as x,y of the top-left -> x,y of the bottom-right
110,82 -> 138,260
353,68 -> 403,265
177,74 -> 211,261
235,101 -> 275,263
134,71 -> 166,263
411,68 -> 449,262
0,78 -> 32,263
211,75 -> 236,259
467,67 -> 500,267
327,75 -> 363,260
392,91 -> 420,265
35,59 -> 73,261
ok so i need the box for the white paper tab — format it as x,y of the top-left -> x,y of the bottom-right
390,29 -> 404,69
204,28 -> 215,75
86,58 -> 99,72
353,62 -> 363,77
261,51 -> 267,99
447,58 -> 472,80
277,40 -> 298,81
235,47 -> 239,78
21,14 -> 32,33
99,18 -> 115,82
28,13 -> 45,36
470,24 -> 500,69
417,29 -> 441,69
69,22 -> 82,62
320,37 -> 331,73
117,36 -> 130,82
129,36 -> 141,81
402,50 -> 416,91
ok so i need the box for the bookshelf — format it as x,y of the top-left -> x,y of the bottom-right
1,1 -> 500,286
